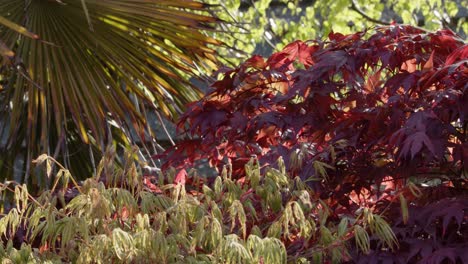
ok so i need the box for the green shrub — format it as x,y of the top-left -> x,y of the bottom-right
0,150 -> 398,263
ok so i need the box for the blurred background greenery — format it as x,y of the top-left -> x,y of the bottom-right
208,0 -> 466,65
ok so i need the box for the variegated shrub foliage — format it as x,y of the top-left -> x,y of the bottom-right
0,149 -> 397,263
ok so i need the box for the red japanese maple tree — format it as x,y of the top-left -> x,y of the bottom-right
163,25 -> 467,263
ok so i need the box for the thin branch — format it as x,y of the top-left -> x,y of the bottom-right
49,128 -> 66,187
350,0 -> 391,26
80,0 -> 94,32
45,156 -> 82,193
16,64 -> 43,91
154,108 -> 176,146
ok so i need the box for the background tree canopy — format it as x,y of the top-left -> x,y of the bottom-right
209,0 -> 466,64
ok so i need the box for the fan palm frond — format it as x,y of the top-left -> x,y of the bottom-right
0,0 -> 221,184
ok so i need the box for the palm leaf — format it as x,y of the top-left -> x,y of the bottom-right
0,0 -> 221,184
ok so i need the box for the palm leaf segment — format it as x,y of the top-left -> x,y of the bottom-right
0,0 -> 220,180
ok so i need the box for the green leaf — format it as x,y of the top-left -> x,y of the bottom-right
0,15 -> 39,39
337,217 -> 349,237
399,194 -> 409,224
313,161 -> 335,181
219,235 -> 252,264
112,228 -> 135,261
229,200 -> 247,239
354,225 -> 370,254
366,212 -> 399,250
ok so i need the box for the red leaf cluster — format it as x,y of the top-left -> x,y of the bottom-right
162,25 -> 467,263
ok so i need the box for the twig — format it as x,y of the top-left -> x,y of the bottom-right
350,0 -> 391,26
154,109 -> 176,146
41,156 -> 83,194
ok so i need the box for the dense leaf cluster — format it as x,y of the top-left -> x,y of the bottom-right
1,25 -> 466,263
0,150 -> 397,263
163,25 -> 468,263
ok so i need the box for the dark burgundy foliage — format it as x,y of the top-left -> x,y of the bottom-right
162,25 -> 467,263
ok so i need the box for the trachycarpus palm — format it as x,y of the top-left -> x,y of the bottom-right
0,0 -> 221,184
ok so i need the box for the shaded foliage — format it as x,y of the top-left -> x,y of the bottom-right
163,25 -> 468,263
